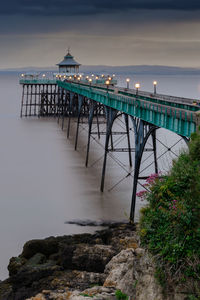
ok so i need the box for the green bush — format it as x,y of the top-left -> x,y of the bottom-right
115,289 -> 128,300
139,132 -> 200,298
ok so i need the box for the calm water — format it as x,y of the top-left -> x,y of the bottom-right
0,72 -> 200,279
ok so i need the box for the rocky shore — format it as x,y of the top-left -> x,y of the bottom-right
0,223 -> 173,300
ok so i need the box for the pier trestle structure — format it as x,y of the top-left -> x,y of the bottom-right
57,91 -> 161,221
20,79 -> 198,221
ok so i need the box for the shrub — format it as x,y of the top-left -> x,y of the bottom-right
139,132 -> 200,298
115,289 -> 128,300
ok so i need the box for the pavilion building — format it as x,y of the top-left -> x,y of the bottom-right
57,50 -> 81,75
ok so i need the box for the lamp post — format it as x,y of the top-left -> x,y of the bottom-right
89,78 -> 92,88
126,78 -> 130,89
135,83 -> 140,95
105,80 -> 110,92
153,81 -> 157,94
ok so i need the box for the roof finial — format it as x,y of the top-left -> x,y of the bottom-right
67,46 -> 71,54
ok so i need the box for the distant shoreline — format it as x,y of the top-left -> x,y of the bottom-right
2,65 -> 200,76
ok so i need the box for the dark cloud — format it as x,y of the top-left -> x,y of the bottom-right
1,0 -> 200,16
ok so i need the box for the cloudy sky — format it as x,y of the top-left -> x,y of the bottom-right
1,0 -> 200,68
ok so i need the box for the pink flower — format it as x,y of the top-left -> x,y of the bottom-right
146,173 -> 160,184
136,190 -> 147,199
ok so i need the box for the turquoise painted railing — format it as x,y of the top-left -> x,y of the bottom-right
19,79 -> 57,84
19,78 -> 200,137
58,80 -> 200,137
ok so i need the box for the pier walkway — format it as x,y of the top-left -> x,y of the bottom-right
20,78 -> 200,220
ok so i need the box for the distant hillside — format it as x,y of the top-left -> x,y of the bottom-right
80,65 -> 200,75
1,65 -> 200,75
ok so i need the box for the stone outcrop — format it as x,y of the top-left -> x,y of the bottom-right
0,223 -> 189,300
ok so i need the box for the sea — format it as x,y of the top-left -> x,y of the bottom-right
0,71 -> 200,279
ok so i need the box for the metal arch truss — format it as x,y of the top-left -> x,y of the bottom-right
99,109 -> 159,221
20,85 -> 190,223
55,91 -> 161,222
130,117 -> 158,221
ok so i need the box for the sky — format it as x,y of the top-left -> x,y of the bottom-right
1,0 -> 200,68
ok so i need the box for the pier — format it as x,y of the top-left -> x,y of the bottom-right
19,52 -> 200,221
19,75 -> 200,221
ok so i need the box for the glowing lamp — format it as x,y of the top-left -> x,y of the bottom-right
126,78 -> 130,89
135,83 -> 140,95
135,83 -> 140,89
153,81 -> 157,94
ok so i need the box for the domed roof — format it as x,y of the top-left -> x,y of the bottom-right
57,50 -> 81,67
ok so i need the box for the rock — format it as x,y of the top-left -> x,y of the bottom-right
27,286 -> 117,300
0,279 -> 13,300
25,253 -> 46,266
10,262 -> 60,287
71,244 -> 116,272
27,294 -> 46,300
58,244 -> 76,269
22,237 -> 59,259
134,247 -> 145,257
49,270 -> 105,291
0,223 -> 172,300
8,256 -> 27,276
132,250 -> 163,300
104,249 -> 135,296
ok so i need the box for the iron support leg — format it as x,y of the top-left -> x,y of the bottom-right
61,93 -> 68,130
67,93 -> 74,138
152,130 -> 158,174
96,113 -> 101,139
75,113 -> 81,150
130,158 -> 141,221
130,117 -> 158,222
20,85 -> 25,118
85,100 -> 96,167
75,95 -> 84,150
124,114 -> 132,167
100,107 -> 118,192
